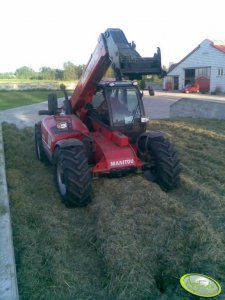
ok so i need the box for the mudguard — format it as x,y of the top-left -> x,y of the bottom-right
137,130 -> 165,154
55,138 -> 84,149
139,130 -> 165,140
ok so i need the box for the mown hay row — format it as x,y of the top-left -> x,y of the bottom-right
3,120 -> 225,300
90,175 -> 225,299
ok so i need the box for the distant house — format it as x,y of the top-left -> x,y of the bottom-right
163,39 -> 225,93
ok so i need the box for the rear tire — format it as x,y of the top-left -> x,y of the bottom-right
54,145 -> 92,207
35,122 -> 48,163
139,134 -> 181,191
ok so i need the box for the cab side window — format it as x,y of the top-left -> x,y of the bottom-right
92,91 -> 110,125
92,92 -> 105,109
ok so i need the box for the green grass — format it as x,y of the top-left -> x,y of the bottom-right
0,79 -> 52,84
0,79 -> 75,84
0,90 -> 71,110
3,119 -> 225,299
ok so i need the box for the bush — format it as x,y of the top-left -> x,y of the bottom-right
212,86 -> 223,95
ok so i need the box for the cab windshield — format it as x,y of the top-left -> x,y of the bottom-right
106,87 -> 142,125
91,86 -> 143,127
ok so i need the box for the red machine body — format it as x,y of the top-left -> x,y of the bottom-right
35,28 -> 180,207
40,113 -> 142,175
40,28 -> 163,176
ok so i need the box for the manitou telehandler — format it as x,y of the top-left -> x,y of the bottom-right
35,28 -> 181,207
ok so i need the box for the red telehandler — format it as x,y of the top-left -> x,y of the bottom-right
35,28 -> 181,207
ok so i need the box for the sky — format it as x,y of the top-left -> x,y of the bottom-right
1,0 -> 225,73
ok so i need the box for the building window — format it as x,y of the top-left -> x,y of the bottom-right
196,67 -> 210,78
217,68 -> 223,76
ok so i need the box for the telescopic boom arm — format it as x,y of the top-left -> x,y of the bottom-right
70,28 -> 163,112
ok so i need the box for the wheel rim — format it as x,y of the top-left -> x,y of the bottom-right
57,161 -> 66,196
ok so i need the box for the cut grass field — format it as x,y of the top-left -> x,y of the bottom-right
0,79 -> 61,84
0,90 -> 68,110
3,119 -> 225,300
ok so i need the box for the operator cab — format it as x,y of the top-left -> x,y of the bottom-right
88,81 -> 148,142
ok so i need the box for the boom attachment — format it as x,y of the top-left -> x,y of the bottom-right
70,28 -> 164,112
104,28 -> 162,80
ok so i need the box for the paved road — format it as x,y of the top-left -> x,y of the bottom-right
1,91 -> 225,128
143,92 -> 177,119
0,99 -> 64,128
143,90 -> 225,119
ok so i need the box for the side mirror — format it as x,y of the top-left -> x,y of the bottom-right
38,110 -> 50,115
38,94 -> 58,115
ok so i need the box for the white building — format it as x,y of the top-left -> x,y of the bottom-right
164,39 -> 225,93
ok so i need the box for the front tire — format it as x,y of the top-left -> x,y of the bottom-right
138,134 -> 181,191
54,145 -> 92,207
35,122 -> 48,163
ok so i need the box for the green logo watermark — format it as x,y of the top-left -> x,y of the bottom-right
180,273 -> 222,297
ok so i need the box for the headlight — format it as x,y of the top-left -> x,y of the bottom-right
141,117 -> 149,123
56,121 -> 68,129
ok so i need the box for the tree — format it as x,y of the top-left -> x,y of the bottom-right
39,67 -> 56,80
75,64 -> 85,79
63,61 -> 76,80
55,69 -> 64,80
138,77 -> 146,91
15,66 -> 35,79
0,72 -> 15,79
104,66 -> 114,78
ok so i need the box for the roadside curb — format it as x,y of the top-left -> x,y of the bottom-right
0,121 -> 19,300
170,97 -> 225,119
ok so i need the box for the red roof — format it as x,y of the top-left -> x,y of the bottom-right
211,42 -> 225,53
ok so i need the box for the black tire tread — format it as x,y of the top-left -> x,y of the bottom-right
54,146 -> 92,207
35,122 -> 48,163
149,136 -> 181,191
